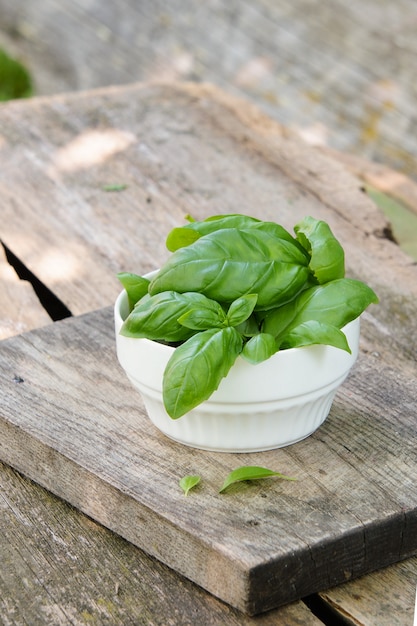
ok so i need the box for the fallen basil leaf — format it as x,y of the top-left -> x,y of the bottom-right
103,183 -> 127,192
219,466 -> 297,493
179,475 -> 201,496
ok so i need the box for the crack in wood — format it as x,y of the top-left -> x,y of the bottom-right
2,243 -> 72,322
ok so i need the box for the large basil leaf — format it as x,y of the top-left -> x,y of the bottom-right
263,278 -> 378,341
294,216 -> 345,283
166,213 -> 305,254
163,326 -> 243,418
117,272 -> 150,309
279,320 -> 351,352
120,291 -> 222,342
150,228 -> 310,310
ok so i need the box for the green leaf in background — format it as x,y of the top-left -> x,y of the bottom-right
179,475 -> 201,496
294,216 -> 345,284
279,320 -> 351,353
241,332 -> 277,364
117,272 -> 150,309
0,48 -> 33,101
219,466 -> 297,493
163,326 -> 243,418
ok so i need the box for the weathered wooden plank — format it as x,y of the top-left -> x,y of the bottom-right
0,244 -> 50,339
318,557 -> 417,626
0,82 -> 415,343
0,301 -> 416,614
0,0 -> 416,177
0,82 -> 416,618
1,463 -> 320,626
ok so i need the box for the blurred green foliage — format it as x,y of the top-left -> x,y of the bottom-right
0,48 -> 33,101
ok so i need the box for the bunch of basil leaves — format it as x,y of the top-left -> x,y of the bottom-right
118,214 -> 378,419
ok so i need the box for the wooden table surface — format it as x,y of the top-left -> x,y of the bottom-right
1,82 -> 416,624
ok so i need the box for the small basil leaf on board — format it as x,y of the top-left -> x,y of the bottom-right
150,228 -> 310,310
226,294 -> 258,327
117,272 -> 150,309
279,320 -> 351,353
219,466 -> 297,493
179,475 -> 201,496
120,291 -> 214,342
294,216 -> 345,284
241,333 -> 277,364
163,326 -> 243,419
177,299 -> 227,330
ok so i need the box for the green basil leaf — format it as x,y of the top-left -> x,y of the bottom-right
120,291 -> 217,342
166,227 -> 201,252
279,320 -> 351,352
150,228 -> 310,310
178,299 -> 227,330
219,466 -> 297,493
294,216 -> 345,283
163,327 -> 243,418
226,294 -> 258,327
179,475 -> 201,496
117,272 -> 150,309
241,333 -> 277,364
235,314 -> 261,337
166,214 -> 261,251
263,278 -> 378,341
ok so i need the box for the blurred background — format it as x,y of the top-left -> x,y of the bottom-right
1,0 -> 416,256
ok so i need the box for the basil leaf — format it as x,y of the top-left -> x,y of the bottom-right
163,327 -> 243,418
117,272 -> 150,309
179,475 -> 201,496
120,291 -> 218,342
178,299 -> 227,330
279,320 -> 351,352
166,227 -> 201,251
235,314 -> 261,337
219,466 -> 297,493
294,216 -> 345,284
241,333 -> 277,364
263,278 -> 378,341
150,228 -> 310,310
166,214 -> 261,250
226,294 -> 258,327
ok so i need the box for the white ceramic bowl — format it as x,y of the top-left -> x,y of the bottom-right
115,287 -> 360,452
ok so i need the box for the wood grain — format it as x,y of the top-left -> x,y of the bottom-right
1,463 -> 320,625
0,0 -> 416,177
0,301 -> 416,614
0,82 -> 416,619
